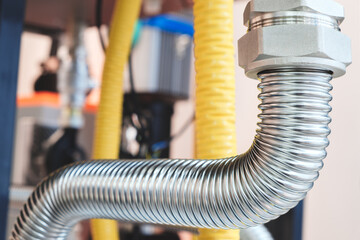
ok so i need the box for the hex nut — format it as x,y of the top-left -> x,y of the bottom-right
238,24 -> 352,79
243,0 -> 345,27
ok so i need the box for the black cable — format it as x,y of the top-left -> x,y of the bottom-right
171,113 -> 195,140
128,52 -> 138,96
151,113 -> 195,155
96,0 -> 106,51
128,52 -> 149,132
128,52 -> 136,94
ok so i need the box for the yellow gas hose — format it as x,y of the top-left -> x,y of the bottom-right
90,0 -> 142,239
193,0 -> 239,239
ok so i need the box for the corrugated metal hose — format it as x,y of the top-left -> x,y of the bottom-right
10,0 -> 351,239
11,68 -> 333,238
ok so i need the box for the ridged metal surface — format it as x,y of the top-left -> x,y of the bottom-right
11,69 -> 332,239
249,12 -> 340,31
158,31 -> 192,99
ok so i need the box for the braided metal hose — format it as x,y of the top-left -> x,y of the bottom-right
11,69 -> 332,239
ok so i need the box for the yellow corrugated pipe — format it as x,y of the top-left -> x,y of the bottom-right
193,0 -> 239,240
90,0 -> 142,239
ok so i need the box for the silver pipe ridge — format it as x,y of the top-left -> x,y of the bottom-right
248,12 -> 340,31
11,68 -> 333,239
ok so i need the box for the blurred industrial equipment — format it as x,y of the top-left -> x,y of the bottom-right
7,4 -> 195,240
120,14 -> 194,160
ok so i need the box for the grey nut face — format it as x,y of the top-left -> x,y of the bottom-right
238,24 -> 352,78
244,0 -> 345,26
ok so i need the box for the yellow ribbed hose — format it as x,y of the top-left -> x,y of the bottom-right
194,0 -> 239,240
90,0 -> 142,239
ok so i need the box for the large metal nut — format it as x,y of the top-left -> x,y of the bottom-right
238,24 -> 352,79
244,0 -> 345,27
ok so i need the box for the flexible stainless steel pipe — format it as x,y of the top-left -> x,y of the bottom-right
11,0 -> 352,239
11,69 -> 333,238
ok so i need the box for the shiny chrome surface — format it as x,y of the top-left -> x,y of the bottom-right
238,0 -> 351,79
11,69 -> 333,239
249,11 -> 340,31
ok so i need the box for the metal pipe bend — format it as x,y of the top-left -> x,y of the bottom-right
11,69 -> 333,239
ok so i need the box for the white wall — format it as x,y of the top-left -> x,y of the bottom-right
17,32 -> 51,97
302,1 -> 360,239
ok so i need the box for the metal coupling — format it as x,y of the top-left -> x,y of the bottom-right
58,21 -> 91,129
238,0 -> 352,79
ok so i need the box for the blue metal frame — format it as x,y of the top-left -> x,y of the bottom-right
293,200 -> 304,240
265,199 -> 304,240
0,0 -> 25,238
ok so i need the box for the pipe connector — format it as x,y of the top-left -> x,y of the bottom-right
238,0 -> 352,79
